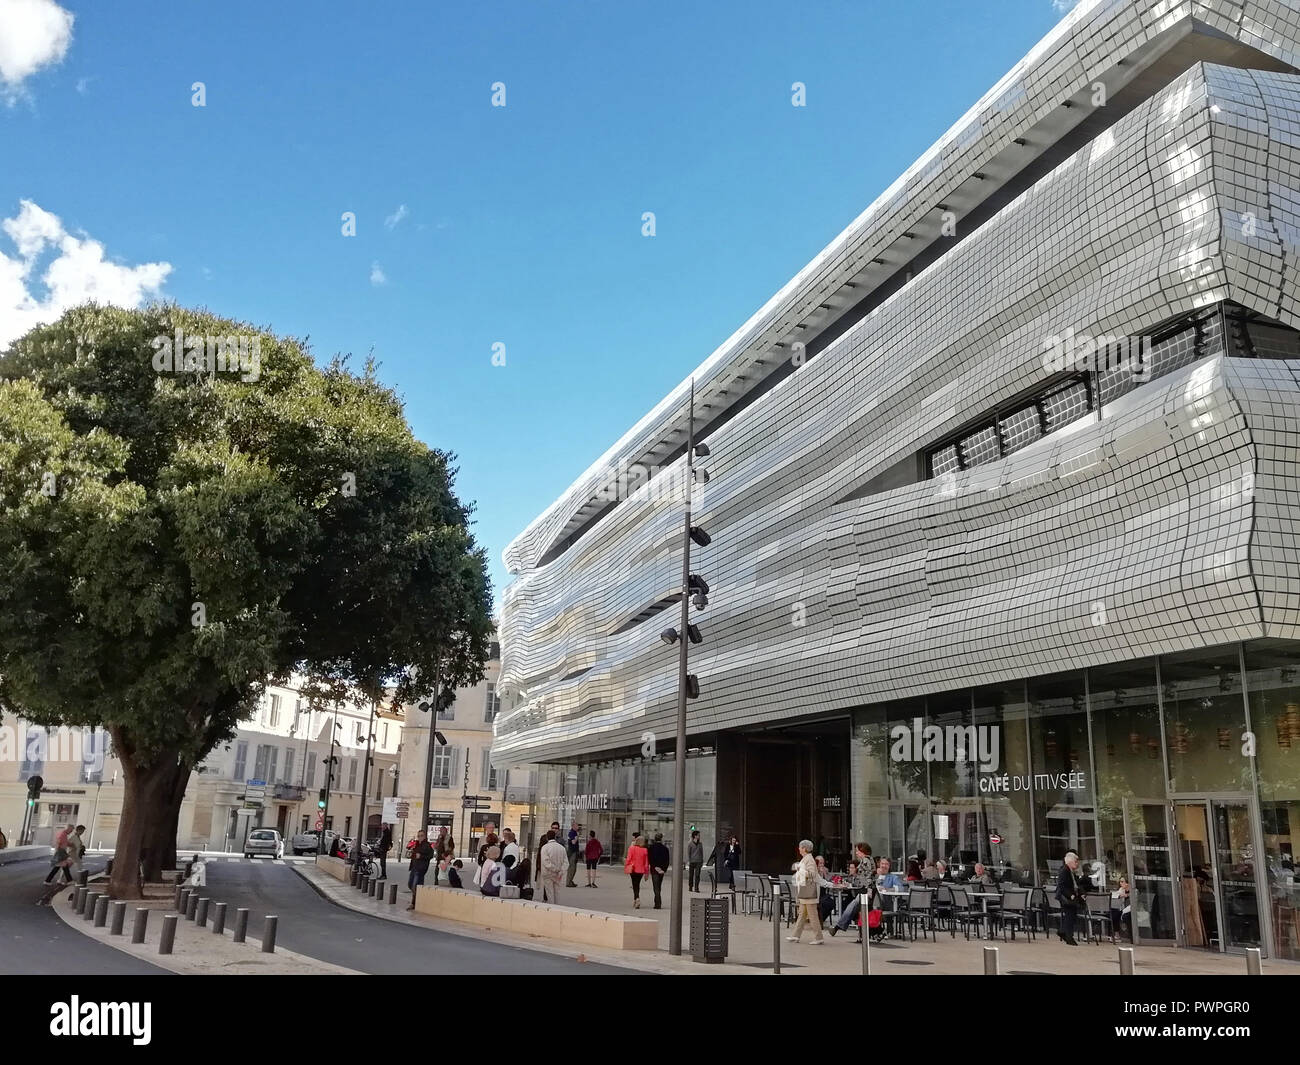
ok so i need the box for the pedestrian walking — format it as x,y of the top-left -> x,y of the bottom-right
687,831 -> 704,892
1055,850 -> 1083,945
584,830 -> 603,887
406,829 -> 434,909
565,820 -> 580,887
624,832 -> 650,909
647,832 -> 671,910
43,824 -> 75,885
707,834 -> 742,887
540,830 -> 566,904
376,824 -> 392,880
786,839 -> 824,945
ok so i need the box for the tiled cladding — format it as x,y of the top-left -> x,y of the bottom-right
502,0 -> 1300,580
495,61 -> 1300,766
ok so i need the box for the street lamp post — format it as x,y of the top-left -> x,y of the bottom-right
418,664 -> 449,853
354,694 -> 378,860
666,378 -> 711,957
319,718 -> 342,856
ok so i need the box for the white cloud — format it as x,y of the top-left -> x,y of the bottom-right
383,204 -> 408,230
369,261 -> 387,286
1052,0 -> 1077,13
0,199 -> 172,347
75,74 -> 93,95
0,0 -> 75,101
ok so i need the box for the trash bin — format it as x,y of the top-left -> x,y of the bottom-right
690,896 -> 728,963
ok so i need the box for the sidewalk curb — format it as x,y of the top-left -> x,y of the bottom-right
289,865 -> 744,975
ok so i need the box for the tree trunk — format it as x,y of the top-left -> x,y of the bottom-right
142,760 -> 189,878
109,748 -> 179,900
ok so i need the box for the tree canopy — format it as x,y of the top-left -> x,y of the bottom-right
0,303 -> 494,892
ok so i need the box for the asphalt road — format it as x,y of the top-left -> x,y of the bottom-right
0,857 -> 166,975
203,860 -> 631,974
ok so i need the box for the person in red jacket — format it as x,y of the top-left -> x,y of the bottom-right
584,831 -> 603,888
623,833 -> 651,909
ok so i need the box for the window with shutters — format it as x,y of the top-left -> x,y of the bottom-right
432,747 -> 452,789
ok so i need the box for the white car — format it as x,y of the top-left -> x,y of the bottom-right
244,829 -> 284,859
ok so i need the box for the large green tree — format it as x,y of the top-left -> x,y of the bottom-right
0,304 -> 493,897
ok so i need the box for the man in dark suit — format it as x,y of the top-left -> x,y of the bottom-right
1055,850 -> 1083,945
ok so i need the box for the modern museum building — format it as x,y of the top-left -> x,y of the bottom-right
495,0 -> 1300,959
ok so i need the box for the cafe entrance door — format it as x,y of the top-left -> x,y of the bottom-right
1122,798 -> 1178,944
1171,796 -> 1268,954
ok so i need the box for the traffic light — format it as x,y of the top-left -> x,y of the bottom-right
26,774 -> 43,806
317,788 -> 327,809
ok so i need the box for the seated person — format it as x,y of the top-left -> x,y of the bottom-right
447,858 -> 464,888
921,859 -> 941,882
479,845 -> 502,896
1111,876 -> 1132,941
933,860 -> 951,882
814,857 -> 836,923
967,862 -> 997,889
875,857 -> 905,891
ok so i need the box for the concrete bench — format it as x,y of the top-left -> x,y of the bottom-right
412,883 -> 658,950
318,856 -> 352,883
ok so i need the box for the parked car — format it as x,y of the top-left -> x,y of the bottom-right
244,828 -> 284,859
289,830 -> 320,856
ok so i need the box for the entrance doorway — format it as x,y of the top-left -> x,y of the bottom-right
1173,798 -> 1265,953
1121,798 -> 1177,944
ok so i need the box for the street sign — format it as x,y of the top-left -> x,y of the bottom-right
247,779 -> 267,787
314,815 -> 324,830
396,801 -> 410,819
461,798 -> 488,810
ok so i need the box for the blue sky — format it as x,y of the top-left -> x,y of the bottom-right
2,0 -> 1067,606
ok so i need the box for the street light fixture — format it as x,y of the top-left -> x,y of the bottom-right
668,377 -> 715,957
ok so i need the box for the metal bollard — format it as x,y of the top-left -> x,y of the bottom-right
159,913 -> 177,954
371,877 -> 380,898
389,883 -> 398,905
110,901 -> 126,936
174,872 -> 183,886
1246,947 -> 1262,975
770,876 -> 782,974
860,893 -> 871,976
350,867 -> 358,887
173,883 -> 183,910
132,908 -> 149,944
93,895 -> 109,928
1118,946 -> 1135,975
82,890 -> 98,920
261,914 -> 278,953
78,869 -> 89,887
186,892 -> 198,921
75,886 -> 88,914
212,901 -> 227,934
177,886 -> 190,912
233,907 -> 249,944
983,946 -> 999,975
196,897 -> 209,928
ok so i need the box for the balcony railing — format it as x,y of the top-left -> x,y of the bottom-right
274,783 -> 307,802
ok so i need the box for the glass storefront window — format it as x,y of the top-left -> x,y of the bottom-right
1245,638 -> 1300,960
1161,645 -> 1251,794
971,681 -> 1033,884
1028,671 -> 1098,885
1089,658 -> 1165,884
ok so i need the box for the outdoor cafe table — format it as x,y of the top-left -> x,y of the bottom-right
827,881 -> 861,921
968,890 -> 1002,939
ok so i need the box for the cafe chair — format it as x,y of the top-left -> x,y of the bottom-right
997,887 -> 1035,942
946,885 -> 983,940
1082,893 -> 1113,944
1044,891 -> 1062,936
732,871 -> 759,915
904,887 -> 938,942
933,884 -> 954,932
703,866 -> 737,914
